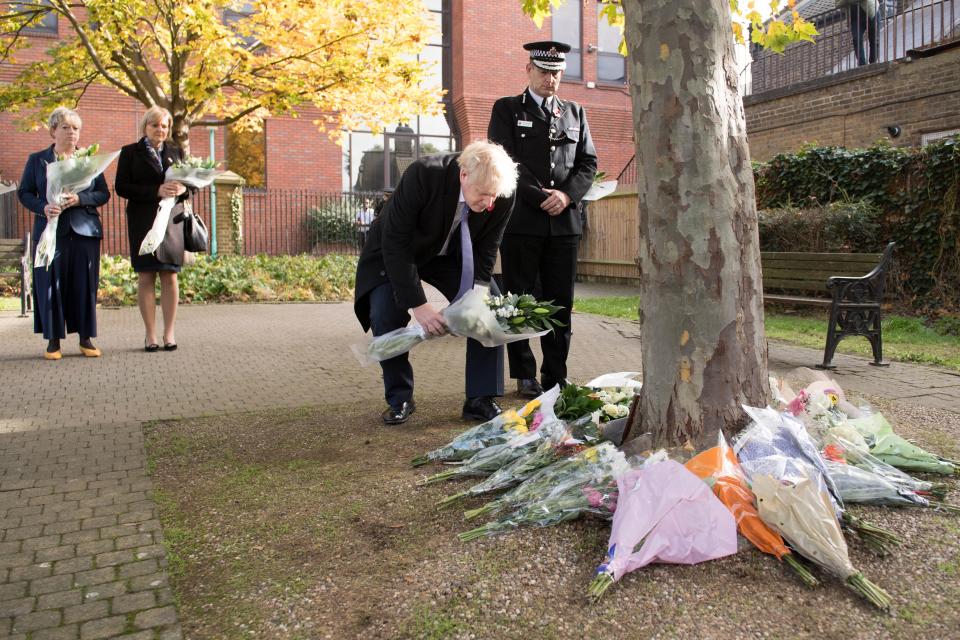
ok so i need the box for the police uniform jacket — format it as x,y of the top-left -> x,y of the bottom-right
353,153 -> 516,332
488,90 -> 597,237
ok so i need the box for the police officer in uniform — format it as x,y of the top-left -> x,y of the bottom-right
487,41 -> 598,398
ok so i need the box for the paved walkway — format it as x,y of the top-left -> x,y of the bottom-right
1,292 -> 958,638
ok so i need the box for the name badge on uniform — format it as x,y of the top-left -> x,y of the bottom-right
517,119 -> 533,128
567,126 -> 580,132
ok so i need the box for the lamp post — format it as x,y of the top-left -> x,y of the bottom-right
208,126 -> 218,257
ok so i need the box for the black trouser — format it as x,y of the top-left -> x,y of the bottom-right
367,254 -> 504,407
33,229 -> 100,340
499,233 -> 578,387
850,5 -> 879,66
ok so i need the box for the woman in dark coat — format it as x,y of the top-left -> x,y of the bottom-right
115,105 -> 190,352
17,107 -> 110,360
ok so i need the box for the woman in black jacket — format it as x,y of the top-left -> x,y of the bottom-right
115,106 -> 190,352
17,107 -> 110,360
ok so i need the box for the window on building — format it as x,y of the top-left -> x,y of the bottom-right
19,0 -> 58,35
227,123 -> 266,189
552,0 -> 581,80
596,4 -> 625,84
343,0 -> 456,191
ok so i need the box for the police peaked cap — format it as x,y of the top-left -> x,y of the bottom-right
524,40 -> 570,71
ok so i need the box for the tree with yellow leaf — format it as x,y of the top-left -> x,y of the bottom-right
519,1 -> 817,448
0,0 -> 442,152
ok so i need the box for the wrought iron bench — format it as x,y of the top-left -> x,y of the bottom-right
761,242 -> 896,369
0,234 -> 32,317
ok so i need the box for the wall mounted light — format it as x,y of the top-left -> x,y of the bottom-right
886,125 -> 902,138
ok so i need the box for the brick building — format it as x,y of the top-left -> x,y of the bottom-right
0,0 -> 634,198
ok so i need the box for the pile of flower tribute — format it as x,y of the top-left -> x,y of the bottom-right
412,371 -> 958,611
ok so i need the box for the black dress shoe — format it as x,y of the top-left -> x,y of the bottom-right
516,378 -> 544,399
382,400 -> 416,425
462,396 -> 502,422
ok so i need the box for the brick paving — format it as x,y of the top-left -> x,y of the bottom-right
1,289 -> 957,638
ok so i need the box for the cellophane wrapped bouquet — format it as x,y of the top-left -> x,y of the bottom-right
36,144 -> 119,269
139,156 -> 222,256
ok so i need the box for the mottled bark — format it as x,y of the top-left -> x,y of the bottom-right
622,0 -> 768,447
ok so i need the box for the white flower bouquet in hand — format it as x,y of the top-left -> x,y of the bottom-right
352,287 -> 565,366
139,156 -> 222,256
36,144 -> 119,269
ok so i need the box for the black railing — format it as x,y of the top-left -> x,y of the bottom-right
743,0 -> 959,96
242,189 -> 381,257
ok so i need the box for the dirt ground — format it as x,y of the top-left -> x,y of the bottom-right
145,393 -> 960,640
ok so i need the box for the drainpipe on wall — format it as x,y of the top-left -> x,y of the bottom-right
208,126 -> 218,257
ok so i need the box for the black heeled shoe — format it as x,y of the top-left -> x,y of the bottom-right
144,342 -> 160,352
163,343 -> 178,352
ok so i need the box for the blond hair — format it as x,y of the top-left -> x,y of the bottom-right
139,105 -> 173,137
48,107 -> 81,131
457,140 -> 519,198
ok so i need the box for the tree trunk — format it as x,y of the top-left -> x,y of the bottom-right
621,0 -> 769,448
171,112 -> 192,156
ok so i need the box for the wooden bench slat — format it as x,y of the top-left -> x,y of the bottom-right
760,251 -> 882,262
763,294 -> 833,306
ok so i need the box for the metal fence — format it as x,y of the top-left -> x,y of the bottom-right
242,189 -> 381,256
0,186 -> 212,257
743,0 -> 959,96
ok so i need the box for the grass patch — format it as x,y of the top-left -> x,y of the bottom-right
0,296 -> 21,312
574,296 -> 960,371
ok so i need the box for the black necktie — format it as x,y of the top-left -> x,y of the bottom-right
541,98 -> 552,121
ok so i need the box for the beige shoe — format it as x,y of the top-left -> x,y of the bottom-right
80,345 -> 102,357
44,350 -> 62,360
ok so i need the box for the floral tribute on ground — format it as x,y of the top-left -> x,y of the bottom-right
409,370 -> 958,611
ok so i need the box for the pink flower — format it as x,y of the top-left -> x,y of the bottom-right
786,390 -> 808,416
530,412 -> 544,431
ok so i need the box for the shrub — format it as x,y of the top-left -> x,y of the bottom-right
305,199 -> 362,246
758,200 -> 883,253
97,254 -> 357,306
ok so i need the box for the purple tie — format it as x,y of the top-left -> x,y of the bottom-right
454,203 -> 474,301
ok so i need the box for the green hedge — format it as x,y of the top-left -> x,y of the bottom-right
758,200 -> 883,253
755,136 -> 960,310
97,254 -> 357,306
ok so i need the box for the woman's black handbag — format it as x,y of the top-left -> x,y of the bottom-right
181,202 -> 209,253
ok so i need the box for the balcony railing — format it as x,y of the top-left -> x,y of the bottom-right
742,0 -> 959,96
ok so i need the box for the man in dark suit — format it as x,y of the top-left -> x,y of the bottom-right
354,141 -> 519,425
488,40 -> 599,398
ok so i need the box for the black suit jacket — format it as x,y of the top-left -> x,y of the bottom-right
353,153 -> 516,332
18,145 -> 110,243
487,90 -> 597,236
115,139 -> 190,267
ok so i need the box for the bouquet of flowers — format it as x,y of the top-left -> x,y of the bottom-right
437,434 -> 588,509
419,419 -> 566,486
848,412 -> 958,476
735,405 -> 901,556
684,433 -> 819,587
588,459 -> 738,600
139,156 -> 223,256
458,444 -> 631,540
752,471 -> 893,610
411,391 -> 557,467
36,144 -> 119,269
352,287 -> 564,366
458,473 -> 621,542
